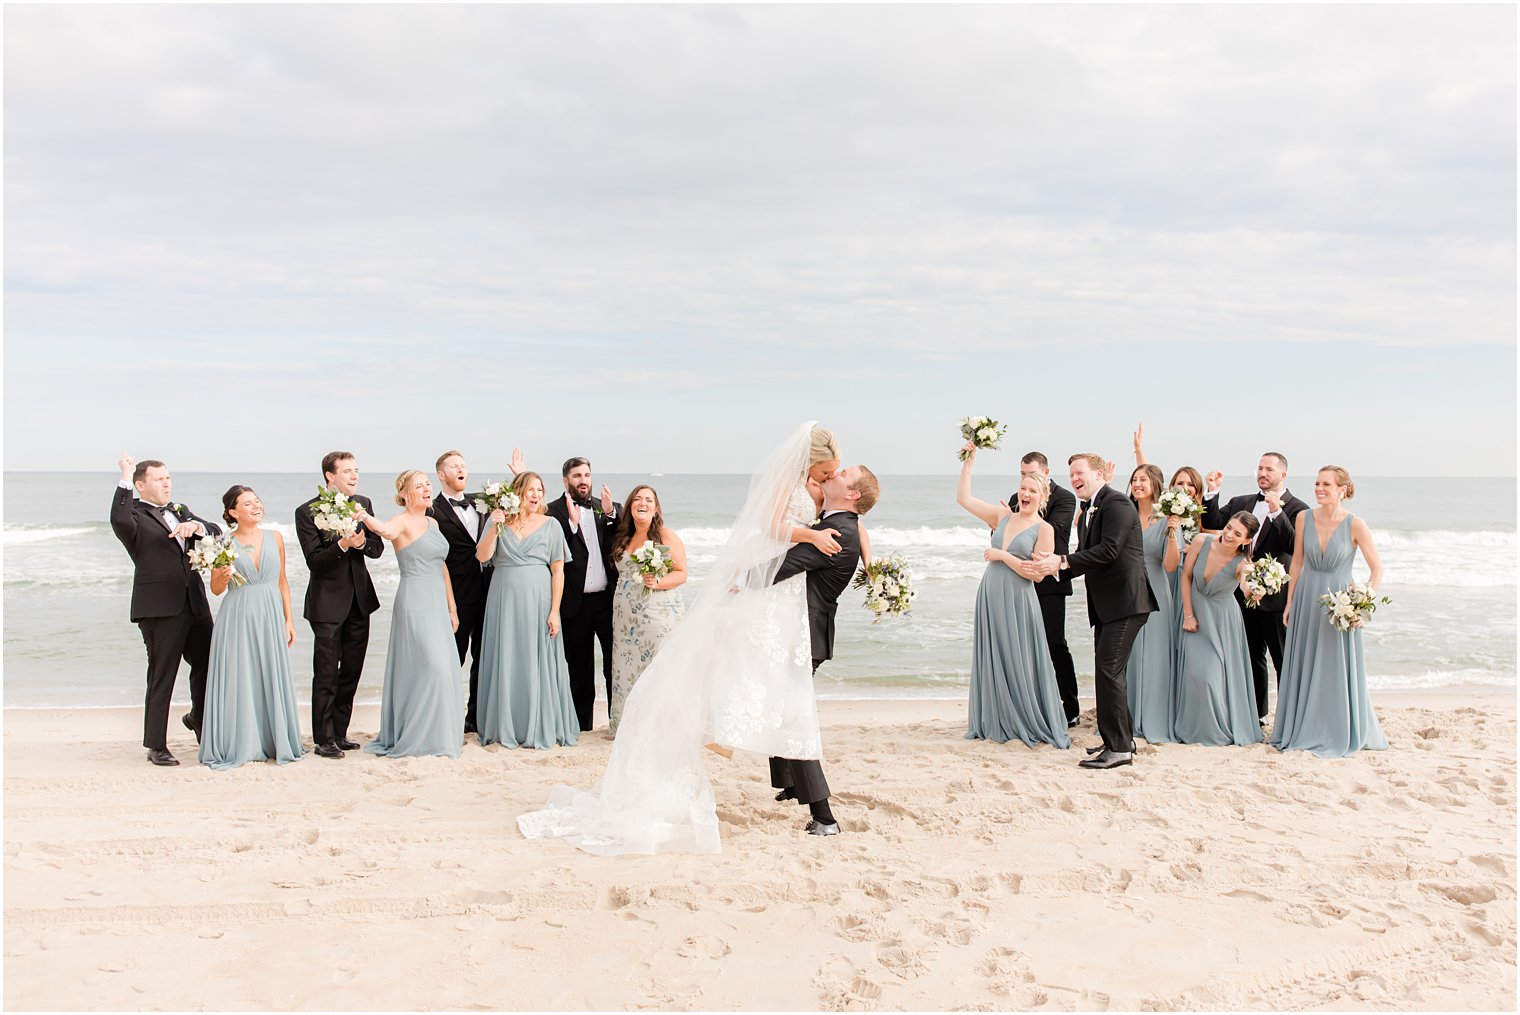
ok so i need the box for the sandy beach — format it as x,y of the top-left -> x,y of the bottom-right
3,691 -> 1514,1011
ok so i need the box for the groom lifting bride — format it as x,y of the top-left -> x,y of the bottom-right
519,423 -> 880,854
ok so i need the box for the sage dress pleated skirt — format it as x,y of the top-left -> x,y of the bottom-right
1174,536 -> 1263,746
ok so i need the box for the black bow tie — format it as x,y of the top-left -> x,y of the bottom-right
447,497 -> 471,510
571,495 -> 594,510
1079,499 -> 1093,511
1256,493 -> 1267,502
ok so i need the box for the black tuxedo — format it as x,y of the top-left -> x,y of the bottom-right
1202,488 -> 1309,717
110,484 -> 222,750
1013,480 -> 1079,721
1064,484 -> 1156,753
431,492 -> 493,729
546,493 -> 618,730
295,492 -> 384,745
767,510 -> 862,806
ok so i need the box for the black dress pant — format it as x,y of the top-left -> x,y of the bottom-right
769,659 -> 831,804
563,587 -> 614,731
1241,605 -> 1287,720
137,609 -> 212,750
310,598 -> 371,744
453,596 -> 487,729
1038,594 -> 1080,722
1092,613 -> 1148,754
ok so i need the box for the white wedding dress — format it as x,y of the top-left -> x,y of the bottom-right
518,423 -> 824,854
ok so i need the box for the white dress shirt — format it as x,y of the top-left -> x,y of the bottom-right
120,480 -> 202,547
578,503 -> 610,593
443,492 -> 480,537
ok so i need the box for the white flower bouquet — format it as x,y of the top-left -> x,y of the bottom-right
472,481 -> 522,519
1154,487 -> 1203,524
957,415 -> 1007,462
187,534 -> 246,588
1243,555 -> 1289,608
311,486 -> 361,540
629,542 -> 674,595
852,553 -> 916,623
1319,581 -> 1392,632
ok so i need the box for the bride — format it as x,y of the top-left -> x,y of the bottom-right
518,422 -> 843,854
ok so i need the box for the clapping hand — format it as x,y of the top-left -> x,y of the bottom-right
600,484 -> 615,516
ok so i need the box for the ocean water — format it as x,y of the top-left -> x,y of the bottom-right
3,471 -> 1514,708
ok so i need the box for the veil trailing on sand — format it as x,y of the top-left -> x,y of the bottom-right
518,422 -> 823,855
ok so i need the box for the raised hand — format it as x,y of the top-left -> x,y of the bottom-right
600,484 -> 615,516
960,439 -> 977,463
1263,489 -> 1283,513
1103,459 -> 1116,482
118,453 -> 136,482
1206,470 -> 1223,493
1132,422 -> 1144,453
510,448 -> 526,475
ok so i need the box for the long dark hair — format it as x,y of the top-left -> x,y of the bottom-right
1169,466 -> 1205,501
610,485 -> 665,559
222,485 -> 255,526
1128,464 -> 1166,510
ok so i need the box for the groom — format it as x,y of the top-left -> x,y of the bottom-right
1035,454 -> 1155,770
770,465 -> 880,836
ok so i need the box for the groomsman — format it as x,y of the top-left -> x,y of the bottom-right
1036,454 -> 1156,770
295,451 -> 384,759
1201,452 -> 1308,720
1014,451 -> 1080,726
431,449 -> 521,734
546,456 -> 618,731
110,454 -> 222,766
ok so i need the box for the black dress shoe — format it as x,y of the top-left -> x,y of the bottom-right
1085,744 -> 1106,755
805,819 -> 840,836
775,788 -> 797,803
464,721 -> 477,735
1079,749 -> 1133,770
336,739 -> 360,751
147,748 -> 180,767
1067,717 -> 1080,729
314,742 -> 345,759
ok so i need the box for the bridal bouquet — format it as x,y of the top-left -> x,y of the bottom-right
472,480 -> 522,519
629,542 -> 674,594
1319,581 -> 1392,632
957,415 -> 1007,461
187,534 -> 246,588
1243,555 -> 1289,607
311,486 -> 361,540
853,554 -> 916,622
1156,487 -> 1203,544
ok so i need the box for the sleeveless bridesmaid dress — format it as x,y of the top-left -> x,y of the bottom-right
1173,536 -> 1263,746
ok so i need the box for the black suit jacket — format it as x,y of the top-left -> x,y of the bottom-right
1202,489 -> 1309,611
429,492 -> 492,610
110,485 -> 222,622
294,493 -> 384,624
545,494 -> 618,618
1013,481 -> 1075,598
1064,483 -> 1157,626
773,511 -> 862,663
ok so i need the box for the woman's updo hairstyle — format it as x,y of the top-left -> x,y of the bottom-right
808,427 -> 840,465
1020,470 -> 1051,511
1319,465 -> 1355,500
394,469 -> 426,506
1229,510 -> 1261,557
222,485 -> 255,526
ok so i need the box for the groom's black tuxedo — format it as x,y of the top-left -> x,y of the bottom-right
1202,487 -> 1309,718
547,493 -> 619,730
430,491 -> 492,729
1063,483 -> 1155,754
110,484 -> 222,751
768,510 -> 862,806
295,492 -> 384,746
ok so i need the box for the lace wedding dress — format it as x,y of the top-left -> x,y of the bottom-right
518,423 -> 824,854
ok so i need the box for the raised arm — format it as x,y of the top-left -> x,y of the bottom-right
1132,422 -> 1147,466
956,444 -> 1007,529
355,507 -> 406,543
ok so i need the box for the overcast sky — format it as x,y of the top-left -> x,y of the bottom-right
5,4 -> 1514,478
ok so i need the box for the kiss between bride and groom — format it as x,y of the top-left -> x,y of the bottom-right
518,423 -> 880,854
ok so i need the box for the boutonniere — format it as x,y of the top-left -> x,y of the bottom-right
592,503 -> 604,517
171,503 -> 185,515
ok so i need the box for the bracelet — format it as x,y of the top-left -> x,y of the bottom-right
1185,614 -> 1196,621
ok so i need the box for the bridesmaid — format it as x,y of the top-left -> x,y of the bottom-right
1272,466 -> 1389,758
1124,464 -> 1179,744
199,486 -> 304,770
607,485 -> 688,734
1174,512 -> 1264,746
352,471 -> 464,759
475,471 -> 579,749
1131,422 -> 1212,531
956,442 -> 1071,749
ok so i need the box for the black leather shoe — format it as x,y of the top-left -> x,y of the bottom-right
147,748 -> 180,767
805,819 -> 840,836
336,739 -> 360,751
314,742 -> 345,759
775,788 -> 797,802
1067,717 -> 1080,729
1079,749 -> 1133,770
464,722 -> 477,735
1085,745 -> 1106,755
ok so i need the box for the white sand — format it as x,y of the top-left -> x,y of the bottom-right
4,691 -> 1515,1011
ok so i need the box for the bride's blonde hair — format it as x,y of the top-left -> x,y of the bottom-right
808,427 -> 840,465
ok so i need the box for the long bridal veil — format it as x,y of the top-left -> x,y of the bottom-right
518,422 -> 823,855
